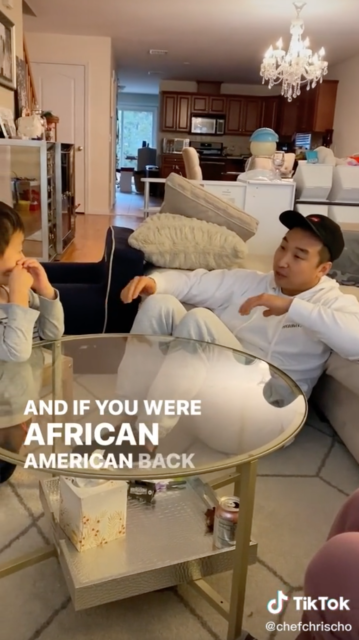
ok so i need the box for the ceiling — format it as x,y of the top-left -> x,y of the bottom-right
24,0 -> 359,94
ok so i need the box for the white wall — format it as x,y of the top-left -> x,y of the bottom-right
26,33 -> 113,214
0,0 -> 23,112
118,93 -> 159,108
329,54 -> 359,157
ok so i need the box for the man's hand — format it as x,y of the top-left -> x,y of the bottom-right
19,259 -> 56,300
239,294 -> 293,317
120,276 -> 157,303
8,265 -> 33,307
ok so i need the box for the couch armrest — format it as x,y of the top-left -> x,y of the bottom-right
43,261 -> 104,284
105,226 -> 146,333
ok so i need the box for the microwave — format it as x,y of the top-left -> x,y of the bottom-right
190,115 -> 225,136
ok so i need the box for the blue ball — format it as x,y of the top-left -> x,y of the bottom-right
250,128 -> 279,143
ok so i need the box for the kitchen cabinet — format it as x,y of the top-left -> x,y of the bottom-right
191,95 -> 227,114
226,97 -> 263,134
159,87 -> 338,137
277,80 -> 339,135
277,99 -> 300,137
161,94 -> 178,131
160,154 -> 185,179
261,97 -> 279,130
192,95 -> 209,113
242,98 -> 262,134
209,96 -> 226,113
225,98 -> 244,134
177,95 -> 191,131
160,93 -> 191,132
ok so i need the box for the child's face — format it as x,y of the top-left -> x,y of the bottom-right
0,231 -> 25,285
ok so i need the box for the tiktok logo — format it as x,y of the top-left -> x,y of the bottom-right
267,590 -> 290,614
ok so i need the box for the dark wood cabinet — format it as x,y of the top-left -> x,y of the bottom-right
209,96 -> 226,114
160,82 -> 338,137
226,97 -> 262,134
313,80 -> 338,132
160,154 -> 185,179
192,95 -> 209,113
277,80 -> 339,136
261,97 -> 279,130
277,99 -> 300,137
160,93 -> 191,132
161,94 -> 178,131
225,98 -> 244,134
242,98 -> 262,134
177,95 -> 191,131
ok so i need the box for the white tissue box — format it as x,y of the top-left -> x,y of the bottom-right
59,476 -> 128,552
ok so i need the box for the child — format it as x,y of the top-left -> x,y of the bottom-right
0,201 -> 65,482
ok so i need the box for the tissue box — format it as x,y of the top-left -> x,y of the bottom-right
59,476 -> 127,552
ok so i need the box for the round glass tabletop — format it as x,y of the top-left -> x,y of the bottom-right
0,334 -> 307,479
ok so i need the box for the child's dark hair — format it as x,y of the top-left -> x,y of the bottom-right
0,201 -> 25,257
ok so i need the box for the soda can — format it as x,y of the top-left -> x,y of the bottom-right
213,496 -> 240,549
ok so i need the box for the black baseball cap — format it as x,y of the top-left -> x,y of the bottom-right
279,211 -> 345,262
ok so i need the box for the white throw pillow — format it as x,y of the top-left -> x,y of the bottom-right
160,173 -> 258,241
128,213 -> 248,270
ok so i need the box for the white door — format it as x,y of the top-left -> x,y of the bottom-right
32,63 -> 86,213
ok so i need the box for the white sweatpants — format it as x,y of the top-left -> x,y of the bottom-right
116,295 -> 306,456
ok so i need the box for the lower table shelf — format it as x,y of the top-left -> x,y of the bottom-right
40,477 -> 257,611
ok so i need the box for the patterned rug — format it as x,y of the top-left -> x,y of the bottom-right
1,398 -> 359,640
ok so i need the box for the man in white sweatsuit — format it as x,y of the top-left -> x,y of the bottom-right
118,211 -> 359,456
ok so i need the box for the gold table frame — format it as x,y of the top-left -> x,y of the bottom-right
0,336 -> 306,640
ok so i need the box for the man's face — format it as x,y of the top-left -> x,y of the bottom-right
273,228 -> 332,295
0,231 -> 25,285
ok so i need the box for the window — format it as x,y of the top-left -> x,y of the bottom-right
117,107 -> 157,168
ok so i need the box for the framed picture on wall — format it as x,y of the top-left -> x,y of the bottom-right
0,115 -> 8,138
0,10 -> 16,91
0,107 -> 16,137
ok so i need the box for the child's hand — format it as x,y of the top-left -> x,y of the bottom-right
8,265 -> 33,306
19,259 -> 56,300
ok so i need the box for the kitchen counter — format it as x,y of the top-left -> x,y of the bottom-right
160,153 -> 248,180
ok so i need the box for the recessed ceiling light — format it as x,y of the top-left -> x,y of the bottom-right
149,49 -> 168,55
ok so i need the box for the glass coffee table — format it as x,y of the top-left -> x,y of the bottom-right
0,335 -> 307,640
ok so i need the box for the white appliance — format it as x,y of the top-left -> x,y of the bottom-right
294,162 -> 334,201
162,138 -> 190,154
329,166 -> 359,203
202,180 -> 296,255
190,116 -> 225,136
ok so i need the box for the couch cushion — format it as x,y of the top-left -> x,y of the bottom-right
325,352 -> 359,396
129,213 -> 248,270
160,173 -> 258,242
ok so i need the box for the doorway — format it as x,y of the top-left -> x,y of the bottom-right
117,107 -> 156,169
32,62 -> 86,212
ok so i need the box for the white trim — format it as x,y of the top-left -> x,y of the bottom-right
83,62 -> 90,214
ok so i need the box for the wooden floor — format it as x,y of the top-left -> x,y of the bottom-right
61,191 -> 161,262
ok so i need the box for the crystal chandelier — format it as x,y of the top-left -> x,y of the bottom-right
260,2 -> 328,101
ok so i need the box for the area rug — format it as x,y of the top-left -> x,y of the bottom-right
1,396 -> 359,640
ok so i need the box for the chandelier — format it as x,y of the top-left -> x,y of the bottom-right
260,2 -> 328,101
